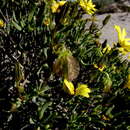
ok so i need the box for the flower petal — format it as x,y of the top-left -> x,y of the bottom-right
75,84 -> 91,98
114,25 -> 122,42
79,0 -> 96,15
58,1 -> 66,6
122,28 -> 127,39
125,38 -> 130,42
63,79 -> 75,95
114,25 -> 130,53
51,0 -> 66,13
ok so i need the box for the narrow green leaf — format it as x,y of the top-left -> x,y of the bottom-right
12,20 -> 22,31
102,15 -> 111,26
106,105 -> 114,119
39,102 -> 52,120
28,6 -> 36,22
13,11 -> 18,22
20,19 -> 26,28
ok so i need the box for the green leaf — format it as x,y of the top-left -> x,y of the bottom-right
103,72 -> 112,93
28,6 -> 36,22
106,105 -> 114,119
102,15 -> 111,26
127,126 -> 130,130
39,102 -> 52,120
13,11 -> 18,22
12,20 -> 22,31
20,19 -> 26,28
37,86 -> 50,96
29,118 -> 35,124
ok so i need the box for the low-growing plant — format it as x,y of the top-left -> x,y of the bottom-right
0,0 -> 130,129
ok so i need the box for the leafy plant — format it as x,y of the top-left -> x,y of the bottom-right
0,0 -> 130,129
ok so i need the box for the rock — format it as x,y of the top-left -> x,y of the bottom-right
97,1 -> 130,14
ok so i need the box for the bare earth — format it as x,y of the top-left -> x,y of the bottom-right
97,13 -> 130,45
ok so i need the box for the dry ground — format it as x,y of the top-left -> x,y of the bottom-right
97,12 -> 130,45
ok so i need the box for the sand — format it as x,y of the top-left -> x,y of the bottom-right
96,12 -> 130,45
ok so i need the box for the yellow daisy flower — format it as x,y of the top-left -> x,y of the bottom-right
79,0 -> 96,15
51,0 -> 66,13
114,25 -> 130,53
0,19 -> 5,28
75,83 -> 91,98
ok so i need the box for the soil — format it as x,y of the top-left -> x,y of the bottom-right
97,12 -> 130,45
96,12 -> 130,60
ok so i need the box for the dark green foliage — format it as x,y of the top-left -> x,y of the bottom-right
0,0 -> 130,130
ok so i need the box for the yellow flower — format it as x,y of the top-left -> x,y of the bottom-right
128,54 -> 130,59
125,74 -> 130,89
118,47 -> 128,55
102,115 -> 110,121
79,0 -> 96,15
63,79 -> 75,95
75,84 -> 91,98
93,64 -> 106,72
0,19 -> 5,28
63,79 -> 91,98
103,44 -> 111,53
43,18 -> 50,26
127,81 -> 130,89
10,103 -> 17,112
51,0 -> 66,13
114,25 -> 130,53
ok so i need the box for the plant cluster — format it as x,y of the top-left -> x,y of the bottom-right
0,0 -> 130,129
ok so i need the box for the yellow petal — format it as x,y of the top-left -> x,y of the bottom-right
63,79 -> 75,95
128,74 -> 130,80
128,54 -> 130,59
118,47 -> 128,55
122,45 -> 130,52
124,74 -> 130,89
98,67 -> 104,72
114,25 -> 120,33
43,18 -> 50,26
114,25 -> 122,42
93,64 -> 98,69
0,19 -> 5,28
125,81 -> 130,89
51,2 -> 59,13
122,28 -> 127,39
79,0 -> 96,15
51,0 -> 66,13
75,84 -> 91,98
93,64 -> 106,72
103,44 -> 111,53
114,25 -> 130,53
125,38 -> 130,42
58,1 -> 66,6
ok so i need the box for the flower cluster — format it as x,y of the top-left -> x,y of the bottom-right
79,0 -> 96,15
1,0 -> 130,129
50,0 -> 97,15
63,79 -> 91,98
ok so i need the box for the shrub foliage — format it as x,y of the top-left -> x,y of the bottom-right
0,0 -> 130,129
